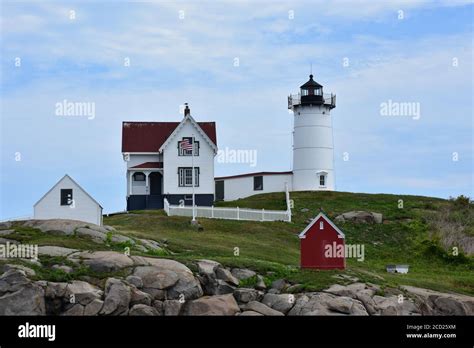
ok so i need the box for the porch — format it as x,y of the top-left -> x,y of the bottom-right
127,168 -> 164,210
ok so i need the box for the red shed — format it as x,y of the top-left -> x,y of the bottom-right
299,212 -> 346,269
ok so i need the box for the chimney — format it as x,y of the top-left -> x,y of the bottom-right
184,103 -> 190,117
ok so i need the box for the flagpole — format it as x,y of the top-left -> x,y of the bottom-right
191,133 -> 196,222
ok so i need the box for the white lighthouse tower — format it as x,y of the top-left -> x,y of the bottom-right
288,74 -> 336,191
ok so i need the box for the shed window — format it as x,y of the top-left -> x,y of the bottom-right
319,221 -> 324,230
60,189 -> 73,206
253,176 -> 263,191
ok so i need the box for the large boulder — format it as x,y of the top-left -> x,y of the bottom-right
129,304 -> 160,316
100,278 -> 131,316
22,219 -> 87,235
288,292 -> 368,316
233,288 -> 261,304
240,301 -> 284,316
231,268 -> 256,281
133,266 -> 179,290
401,285 -> 474,315
64,280 -> 103,306
334,211 -> 382,224
38,246 -> 78,257
75,228 -> 107,243
137,257 -> 203,301
183,294 -> 240,316
215,268 -> 239,286
163,300 -> 183,316
261,293 -> 295,314
0,269 -> 45,315
68,251 -> 134,273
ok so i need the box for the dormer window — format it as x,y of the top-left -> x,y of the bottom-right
178,137 -> 199,156
319,175 -> 325,186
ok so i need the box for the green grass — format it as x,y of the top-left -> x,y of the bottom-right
101,191 -> 473,295
3,191 -> 472,295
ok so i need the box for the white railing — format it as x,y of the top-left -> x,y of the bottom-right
288,93 -> 336,108
163,198 -> 291,222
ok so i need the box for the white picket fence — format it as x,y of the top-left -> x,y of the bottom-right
164,198 -> 291,222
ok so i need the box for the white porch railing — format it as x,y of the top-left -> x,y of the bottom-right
163,198 -> 291,222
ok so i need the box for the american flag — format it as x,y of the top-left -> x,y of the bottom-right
180,138 -> 193,151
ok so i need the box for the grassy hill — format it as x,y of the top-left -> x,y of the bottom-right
104,191 -> 473,295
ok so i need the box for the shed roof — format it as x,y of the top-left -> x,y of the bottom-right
298,212 -> 345,239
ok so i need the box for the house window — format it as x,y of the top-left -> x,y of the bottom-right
60,189 -> 73,206
320,221 -> 324,230
253,176 -> 263,191
133,173 -> 145,181
319,175 -> 326,186
178,137 -> 199,156
178,167 -> 199,187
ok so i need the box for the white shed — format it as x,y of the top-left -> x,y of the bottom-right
34,174 -> 103,226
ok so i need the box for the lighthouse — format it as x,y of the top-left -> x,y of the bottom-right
288,74 -> 336,191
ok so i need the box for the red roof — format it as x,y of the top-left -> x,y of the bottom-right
215,171 -> 293,180
122,121 -> 217,153
131,162 -> 163,169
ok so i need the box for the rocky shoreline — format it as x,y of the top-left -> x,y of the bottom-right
1,249 -> 473,316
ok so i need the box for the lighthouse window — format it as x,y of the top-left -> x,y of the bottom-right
301,89 -> 308,96
319,175 -> 326,186
253,176 -> 263,191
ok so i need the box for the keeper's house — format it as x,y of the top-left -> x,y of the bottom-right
34,174 -> 103,226
122,105 -> 217,210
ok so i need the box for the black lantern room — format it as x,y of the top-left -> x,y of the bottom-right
300,74 -> 324,105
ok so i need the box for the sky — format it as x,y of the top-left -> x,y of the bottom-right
0,0 -> 473,219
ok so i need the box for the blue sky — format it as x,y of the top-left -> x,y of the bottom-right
1,0 -> 472,219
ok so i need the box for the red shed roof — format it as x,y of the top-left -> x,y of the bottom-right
299,212 -> 345,239
122,121 -> 217,153
131,162 -> 163,169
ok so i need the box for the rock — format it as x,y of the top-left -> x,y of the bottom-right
62,304 -> 84,316
141,258 -> 203,301
68,251 -> 134,273
38,246 -> 78,257
300,208 -> 309,213
23,219 -> 86,235
196,259 -> 220,277
129,304 -> 160,316
0,270 -> 45,315
111,234 -> 135,245
0,238 -> 19,244
241,301 -> 284,316
3,264 -> 36,277
128,304 -> 159,316
0,229 -> 14,236
130,287 -> 153,306
163,300 -> 182,316
233,288 -> 260,304
84,299 -> 103,315
239,310 -> 264,316
100,278 -> 131,316
288,292 -> 368,316
64,280 -> 103,306
183,294 -> 240,316
104,225 -> 115,232
401,285 -> 473,315
372,295 -> 420,316
255,275 -> 266,290
270,279 -> 287,291
215,268 -> 239,286
151,300 -> 164,315
139,239 -> 163,252
324,283 -> 372,298
334,211 -> 382,224
230,268 -> 256,280
133,266 -> 179,290
0,221 -> 12,229
126,275 -> 143,288
262,293 -> 295,314
75,227 -> 107,243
